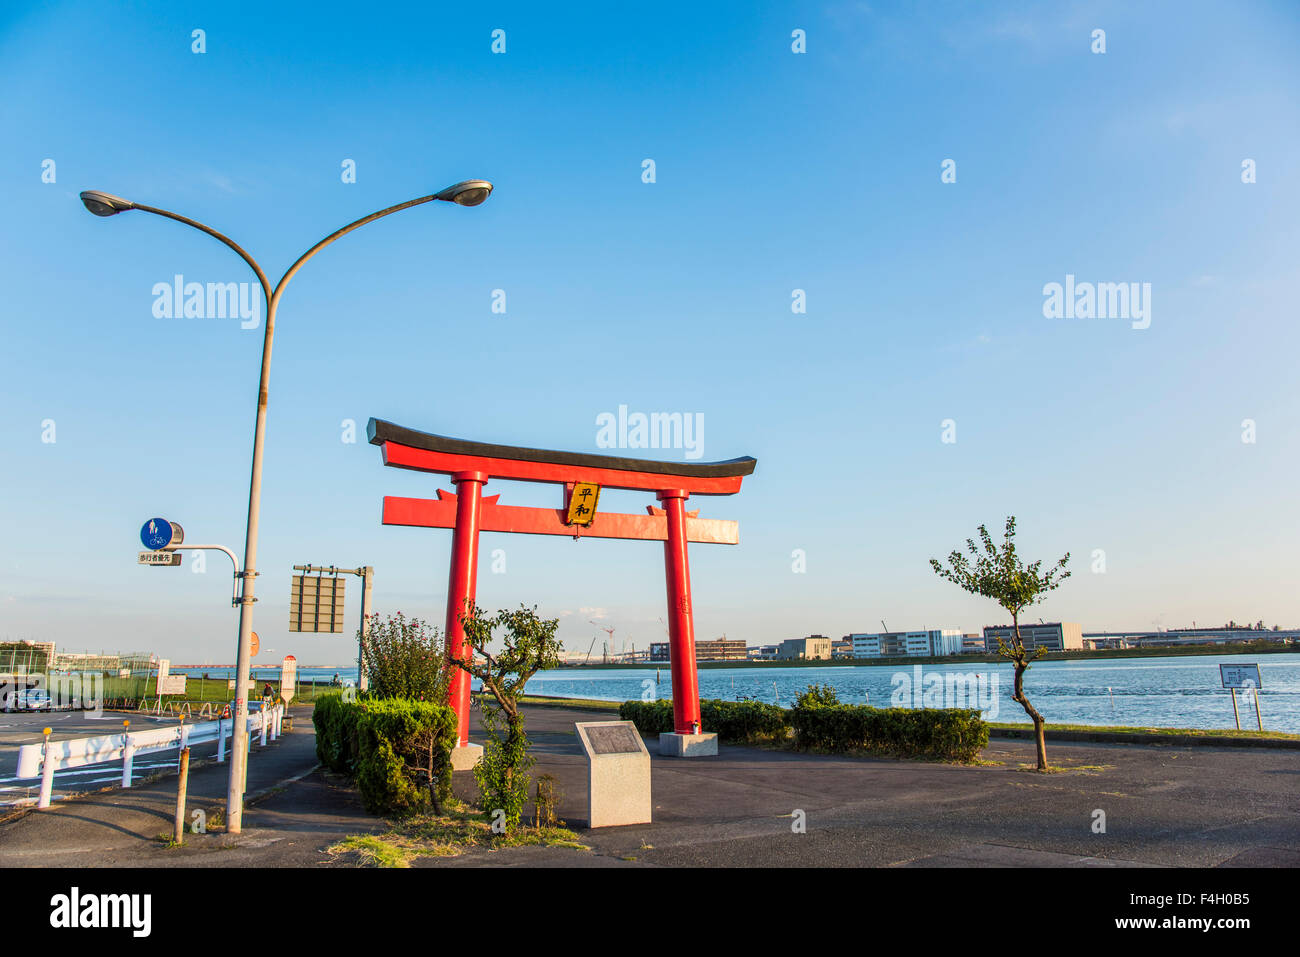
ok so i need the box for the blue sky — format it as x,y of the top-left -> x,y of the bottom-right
2,0 -> 1298,664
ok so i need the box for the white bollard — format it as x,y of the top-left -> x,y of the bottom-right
269,707 -> 278,742
38,729 -> 55,809
178,721 -> 191,766
122,737 -> 135,787
217,717 -> 226,763
259,709 -> 267,746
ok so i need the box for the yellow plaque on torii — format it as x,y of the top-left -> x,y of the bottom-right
566,483 -> 601,526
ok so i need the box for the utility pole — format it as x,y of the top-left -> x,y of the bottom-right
80,178 -> 493,834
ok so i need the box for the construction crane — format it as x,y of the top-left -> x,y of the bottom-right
591,620 -> 616,665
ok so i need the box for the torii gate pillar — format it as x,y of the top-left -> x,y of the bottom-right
445,471 -> 485,751
659,490 -> 701,736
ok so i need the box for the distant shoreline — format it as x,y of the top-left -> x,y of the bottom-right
166,641 -> 1295,673
558,641 -> 1296,670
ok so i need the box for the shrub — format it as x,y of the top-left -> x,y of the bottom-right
794,683 -> 840,709
313,691 -> 359,773
359,612 -> 451,702
618,699 -> 674,734
789,704 -> 988,762
313,693 -> 457,815
700,700 -> 789,743
619,698 -> 789,743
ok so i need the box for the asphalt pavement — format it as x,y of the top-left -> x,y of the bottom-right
1,703 -> 1297,868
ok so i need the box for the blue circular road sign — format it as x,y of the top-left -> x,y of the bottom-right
141,518 -> 176,550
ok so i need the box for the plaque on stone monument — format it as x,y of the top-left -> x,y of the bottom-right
586,723 -> 643,755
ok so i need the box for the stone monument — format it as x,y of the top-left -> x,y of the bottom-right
574,720 -> 652,828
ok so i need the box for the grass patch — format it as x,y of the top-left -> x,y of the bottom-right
329,835 -> 415,868
328,801 -> 589,866
990,722 -> 1298,740
515,695 -> 622,712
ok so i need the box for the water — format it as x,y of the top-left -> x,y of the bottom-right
525,654 -> 1300,734
175,654 -> 1300,733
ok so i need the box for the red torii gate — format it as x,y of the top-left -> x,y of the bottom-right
367,418 -> 756,757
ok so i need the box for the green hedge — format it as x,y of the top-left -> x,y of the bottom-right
618,698 -> 988,761
702,700 -> 789,743
617,698 -> 788,744
788,704 -> 988,761
313,693 -> 458,815
618,699 -> 675,734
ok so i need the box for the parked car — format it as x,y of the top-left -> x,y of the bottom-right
4,689 -> 53,711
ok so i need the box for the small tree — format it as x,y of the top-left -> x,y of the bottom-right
929,516 -> 1070,771
449,604 -> 563,830
795,683 -> 840,709
359,612 -> 451,702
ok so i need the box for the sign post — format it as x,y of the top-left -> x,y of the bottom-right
156,659 -> 187,696
134,518 -> 248,826
280,655 -> 297,704
1219,663 -> 1263,731
290,564 -> 374,692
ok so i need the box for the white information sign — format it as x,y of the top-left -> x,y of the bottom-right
1219,663 -> 1262,690
280,655 -> 298,703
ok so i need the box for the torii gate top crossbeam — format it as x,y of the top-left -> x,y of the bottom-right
368,418 -> 755,495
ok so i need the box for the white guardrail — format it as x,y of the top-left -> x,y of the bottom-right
16,704 -> 284,808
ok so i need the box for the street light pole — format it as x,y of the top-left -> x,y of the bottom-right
80,180 -> 493,833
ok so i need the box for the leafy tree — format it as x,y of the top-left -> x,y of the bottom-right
450,604 -> 563,830
929,516 -> 1070,770
358,612 -> 451,702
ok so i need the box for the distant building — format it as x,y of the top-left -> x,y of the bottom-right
748,645 -> 780,660
776,635 -> 832,661
1083,627 -> 1300,648
983,622 -> 1083,653
831,638 -> 854,659
649,638 -> 747,662
961,633 -> 986,653
848,630 -> 964,658
0,641 -> 56,674
1084,636 -> 1128,650
695,637 -> 748,661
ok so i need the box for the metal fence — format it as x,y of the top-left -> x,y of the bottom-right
16,704 -> 285,809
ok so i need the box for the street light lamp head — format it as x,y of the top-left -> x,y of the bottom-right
79,190 -> 136,217
435,180 -> 493,207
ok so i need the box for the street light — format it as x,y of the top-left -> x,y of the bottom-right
80,179 -> 493,833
